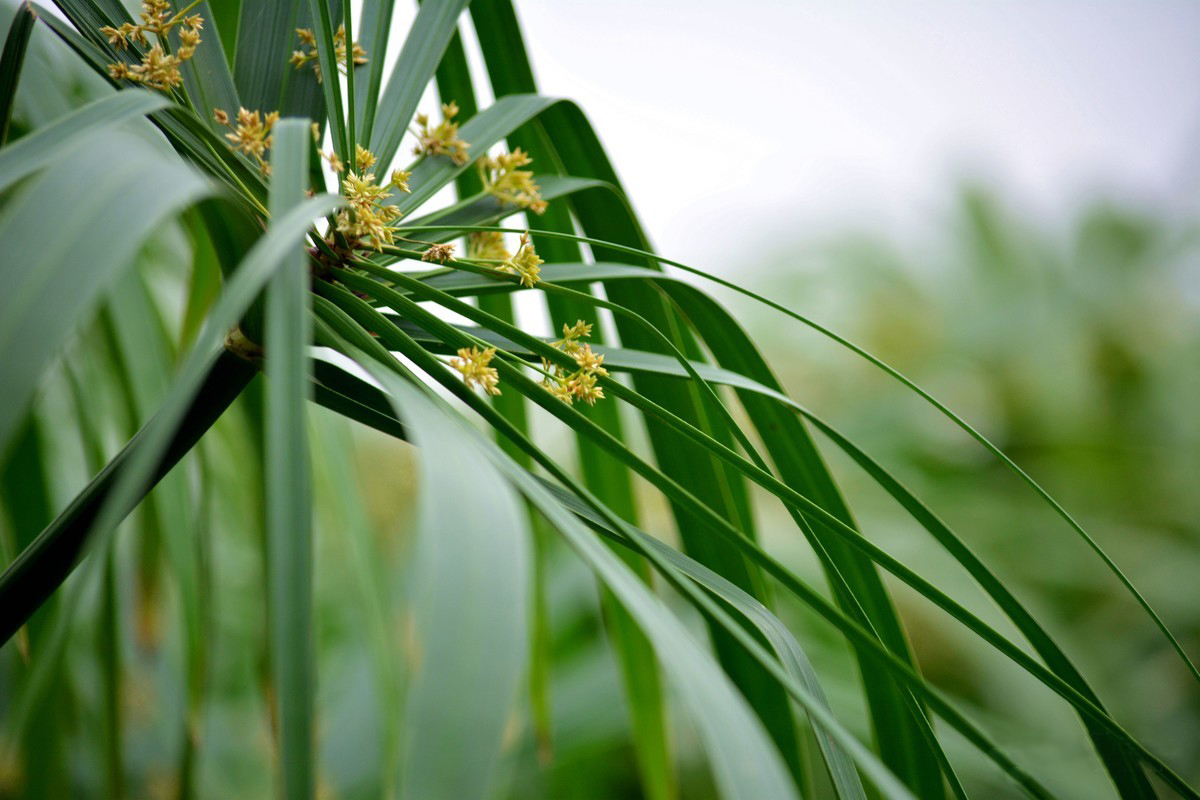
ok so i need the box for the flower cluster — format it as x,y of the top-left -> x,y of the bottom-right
290,26 -> 367,83
334,152 -> 412,251
541,320 -> 608,405
467,231 -> 512,262
103,1 -> 203,91
496,232 -> 544,288
477,148 -> 547,214
421,243 -> 456,263
413,102 -> 470,165
450,347 -> 501,396
214,107 -> 278,175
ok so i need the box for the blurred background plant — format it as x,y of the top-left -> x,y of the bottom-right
734,187 -> 1200,797
1,1 -> 1197,799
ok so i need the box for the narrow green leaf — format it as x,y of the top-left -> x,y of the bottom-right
264,117 -> 315,800
178,1 -> 241,131
181,207 -> 226,346
101,270 -> 212,796
45,0 -> 108,39
403,175 -> 603,234
311,414 -> 400,795
207,0 -> 240,64
367,0 -> 469,170
305,0 -> 347,159
0,1 -> 36,146
99,544 -> 124,797
352,0 -> 393,142
389,379 -> 531,800
341,0 -> 355,165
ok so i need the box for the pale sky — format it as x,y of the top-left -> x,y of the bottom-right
495,1 -> 1200,266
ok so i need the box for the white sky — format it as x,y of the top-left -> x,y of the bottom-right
501,1 -> 1200,266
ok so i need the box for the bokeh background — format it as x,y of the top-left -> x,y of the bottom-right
2,1 -> 1198,798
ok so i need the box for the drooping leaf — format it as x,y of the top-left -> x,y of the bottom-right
0,89 -> 167,191
0,128 -> 209,457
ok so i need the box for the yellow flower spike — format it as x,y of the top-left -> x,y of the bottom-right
541,318 -> 607,405
131,44 -> 185,91
334,171 -> 404,251
572,344 -> 608,377
311,122 -> 321,142
292,25 -> 368,83
421,243 -> 456,264
412,102 -> 470,165
477,148 -> 547,214
139,0 -> 171,33
450,347 -> 501,396
324,150 -> 344,173
178,25 -> 201,55
568,370 -> 605,405
565,320 -> 593,340
216,106 -> 278,175
102,2 -> 203,92
498,232 -> 543,288
467,231 -> 511,262
355,145 -> 376,171
121,22 -> 146,45
390,169 -> 412,193
544,379 -> 575,405
100,25 -> 126,48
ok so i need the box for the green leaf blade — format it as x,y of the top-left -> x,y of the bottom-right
264,117 -> 316,800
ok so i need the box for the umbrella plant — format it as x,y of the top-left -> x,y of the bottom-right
0,1 -> 1196,798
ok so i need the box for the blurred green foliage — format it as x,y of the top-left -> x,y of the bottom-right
739,187 -> 1200,796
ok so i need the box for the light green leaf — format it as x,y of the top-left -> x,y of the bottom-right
0,128 -> 208,456
0,89 -> 168,191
